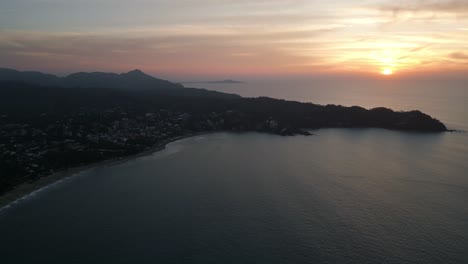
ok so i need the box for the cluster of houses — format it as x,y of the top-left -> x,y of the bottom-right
0,105 -> 299,192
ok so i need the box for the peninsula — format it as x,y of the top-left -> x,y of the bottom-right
0,68 -> 447,200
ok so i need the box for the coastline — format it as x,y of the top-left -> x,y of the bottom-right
0,131 -> 210,210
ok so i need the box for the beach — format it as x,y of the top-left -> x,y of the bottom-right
0,132 -> 209,210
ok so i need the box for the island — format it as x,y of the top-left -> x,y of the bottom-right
0,68 -> 447,204
180,79 -> 245,84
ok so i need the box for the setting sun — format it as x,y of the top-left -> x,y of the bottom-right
382,68 -> 393,75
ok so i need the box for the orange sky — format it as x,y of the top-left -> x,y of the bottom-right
1,0 -> 467,79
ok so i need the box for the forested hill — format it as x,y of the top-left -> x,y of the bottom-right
0,80 -> 447,132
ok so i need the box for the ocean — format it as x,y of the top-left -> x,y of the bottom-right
0,79 -> 467,263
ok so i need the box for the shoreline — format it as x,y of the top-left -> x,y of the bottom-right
0,132 -> 211,210
0,127 -> 449,211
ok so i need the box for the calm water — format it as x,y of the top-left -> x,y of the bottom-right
1,80 -> 468,263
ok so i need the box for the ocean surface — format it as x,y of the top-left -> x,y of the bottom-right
1,80 -> 467,263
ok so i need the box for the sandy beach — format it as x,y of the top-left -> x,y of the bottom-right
0,132 -> 210,210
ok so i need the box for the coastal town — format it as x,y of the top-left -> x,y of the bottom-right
0,106 -> 310,194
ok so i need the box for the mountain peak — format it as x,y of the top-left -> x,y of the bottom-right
126,69 -> 146,75
122,69 -> 155,80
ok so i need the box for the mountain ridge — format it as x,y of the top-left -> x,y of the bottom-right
0,68 -> 180,91
0,68 -> 241,99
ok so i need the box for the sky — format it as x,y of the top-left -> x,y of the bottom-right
1,0 -> 468,80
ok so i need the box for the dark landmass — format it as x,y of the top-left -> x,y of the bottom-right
0,68 -> 447,196
181,79 -> 245,84
0,68 -> 243,94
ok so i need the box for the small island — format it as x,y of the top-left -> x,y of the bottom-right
181,79 -> 245,84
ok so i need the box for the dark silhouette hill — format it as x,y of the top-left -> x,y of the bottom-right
0,68 -> 62,86
0,68 -> 239,99
0,80 -> 447,132
0,68 -> 447,133
0,68 -> 177,90
63,69 -> 178,90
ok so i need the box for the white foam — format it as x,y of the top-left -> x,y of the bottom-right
0,135 -> 212,213
151,144 -> 184,159
0,170 -> 89,214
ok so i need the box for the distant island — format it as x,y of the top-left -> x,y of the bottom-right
181,79 -> 245,84
0,68 -> 447,201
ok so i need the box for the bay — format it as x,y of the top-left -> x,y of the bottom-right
1,79 -> 467,263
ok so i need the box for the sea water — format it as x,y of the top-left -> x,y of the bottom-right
1,79 -> 467,263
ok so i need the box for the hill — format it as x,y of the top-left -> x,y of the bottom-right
0,68 -> 240,99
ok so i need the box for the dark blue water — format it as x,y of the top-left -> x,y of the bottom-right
1,130 -> 467,263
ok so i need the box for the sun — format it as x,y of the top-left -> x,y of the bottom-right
382,68 -> 393,75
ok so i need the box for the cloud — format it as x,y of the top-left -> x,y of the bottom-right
1,0 -> 468,78
0,27 -> 340,76
409,44 -> 432,53
0,25 -> 342,56
379,0 -> 468,15
450,52 -> 468,60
